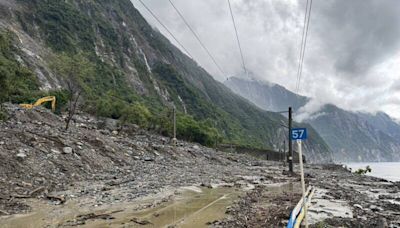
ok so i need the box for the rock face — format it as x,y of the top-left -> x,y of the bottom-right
225,77 -> 400,162
225,76 -> 308,112
306,105 -> 400,162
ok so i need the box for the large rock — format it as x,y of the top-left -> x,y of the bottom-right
63,147 -> 73,154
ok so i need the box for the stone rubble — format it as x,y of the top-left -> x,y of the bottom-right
0,104 -> 399,227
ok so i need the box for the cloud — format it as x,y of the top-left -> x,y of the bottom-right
312,0 -> 400,75
131,0 -> 400,119
295,99 -> 327,122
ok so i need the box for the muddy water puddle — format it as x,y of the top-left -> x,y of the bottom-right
0,186 -> 240,228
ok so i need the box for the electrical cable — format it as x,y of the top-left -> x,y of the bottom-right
137,0 -> 194,59
168,0 -> 226,76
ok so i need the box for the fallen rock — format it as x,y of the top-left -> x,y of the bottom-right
131,218 -> 153,225
51,149 -> 61,154
46,195 -> 66,205
63,147 -> 73,154
144,157 -> 154,162
16,150 -> 27,159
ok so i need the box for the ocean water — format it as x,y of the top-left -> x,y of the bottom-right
345,162 -> 400,182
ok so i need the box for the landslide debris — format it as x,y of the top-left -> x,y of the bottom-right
0,104 -> 282,215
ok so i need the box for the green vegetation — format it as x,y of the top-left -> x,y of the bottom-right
0,31 -> 40,104
176,115 -> 221,146
4,0 -> 331,155
47,52 -> 221,146
355,166 -> 372,175
35,1 -> 95,53
119,103 -> 152,128
0,104 -> 7,121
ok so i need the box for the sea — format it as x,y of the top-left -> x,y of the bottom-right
345,162 -> 400,182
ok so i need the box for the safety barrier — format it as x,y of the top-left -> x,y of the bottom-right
286,186 -> 315,228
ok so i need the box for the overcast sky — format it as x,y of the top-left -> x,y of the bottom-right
131,0 -> 400,120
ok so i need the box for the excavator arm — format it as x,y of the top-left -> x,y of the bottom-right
20,96 -> 56,112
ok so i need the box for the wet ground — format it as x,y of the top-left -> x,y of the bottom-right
2,165 -> 400,228
1,186 -> 241,228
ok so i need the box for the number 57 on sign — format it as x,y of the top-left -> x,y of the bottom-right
291,128 -> 307,140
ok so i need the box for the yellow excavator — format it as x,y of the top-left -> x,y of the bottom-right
20,96 -> 56,112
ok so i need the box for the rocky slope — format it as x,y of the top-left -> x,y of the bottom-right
225,77 -> 400,162
0,0 -> 331,161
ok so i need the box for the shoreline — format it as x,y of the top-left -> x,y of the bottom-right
344,162 -> 400,182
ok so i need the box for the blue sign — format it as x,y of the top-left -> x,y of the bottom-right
291,128 -> 307,140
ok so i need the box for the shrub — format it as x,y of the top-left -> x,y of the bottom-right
0,105 -> 7,121
150,108 -> 173,136
176,114 -> 220,147
119,103 -> 152,128
91,96 -> 125,119
355,165 -> 372,175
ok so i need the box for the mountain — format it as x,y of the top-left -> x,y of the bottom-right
225,77 -> 400,162
309,105 -> 400,162
357,112 -> 400,140
0,0 -> 332,162
224,76 -> 308,111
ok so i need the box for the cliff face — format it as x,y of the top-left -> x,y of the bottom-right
225,77 -> 400,162
309,105 -> 400,162
224,77 -> 308,112
0,0 -> 332,162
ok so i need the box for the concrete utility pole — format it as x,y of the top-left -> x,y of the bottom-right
288,107 -> 293,173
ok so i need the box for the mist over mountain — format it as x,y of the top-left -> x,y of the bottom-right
225,76 -> 400,162
225,75 -> 308,112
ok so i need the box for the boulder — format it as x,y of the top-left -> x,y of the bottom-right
63,147 -> 73,154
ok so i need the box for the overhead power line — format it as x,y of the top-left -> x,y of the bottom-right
295,0 -> 313,93
227,0 -> 248,77
137,0 -> 194,59
168,0 -> 226,76
295,0 -> 309,92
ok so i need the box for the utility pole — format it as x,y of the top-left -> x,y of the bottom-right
283,139 -> 286,167
172,107 -> 177,148
214,120 -> 218,151
288,107 -> 293,173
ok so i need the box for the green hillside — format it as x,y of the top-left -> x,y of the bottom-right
0,0 -> 332,161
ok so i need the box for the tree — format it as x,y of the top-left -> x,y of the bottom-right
51,53 -> 94,130
64,79 -> 81,130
